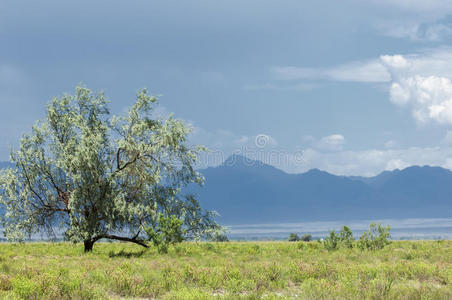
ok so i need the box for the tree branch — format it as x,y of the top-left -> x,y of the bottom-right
95,234 -> 149,248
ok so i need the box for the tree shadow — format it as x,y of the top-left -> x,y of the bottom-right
108,249 -> 147,258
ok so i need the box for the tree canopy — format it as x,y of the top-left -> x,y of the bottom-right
0,86 -> 220,251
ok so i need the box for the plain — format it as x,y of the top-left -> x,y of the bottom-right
0,241 -> 450,299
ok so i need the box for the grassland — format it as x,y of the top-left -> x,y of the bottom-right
0,240 -> 450,299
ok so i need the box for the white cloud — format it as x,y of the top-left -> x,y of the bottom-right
284,146 -> 452,176
384,140 -> 398,149
381,49 -> 452,124
385,159 -> 408,171
442,131 -> 452,145
389,76 -> 452,124
325,60 -> 391,83
376,21 -> 452,42
272,60 -> 390,83
242,82 -> 317,91
269,48 -> 452,125
444,157 -> 452,169
423,24 -> 452,41
191,128 -> 452,176
370,0 -> 452,13
380,55 -> 409,70
190,126 -> 278,150
312,134 -> 345,152
381,50 -> 452,79
364,0 -> 452,41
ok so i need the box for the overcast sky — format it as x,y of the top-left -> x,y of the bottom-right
4,1 -> 452,176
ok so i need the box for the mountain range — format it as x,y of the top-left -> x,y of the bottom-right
1,157 -> 451,225
191,155 -> 452,224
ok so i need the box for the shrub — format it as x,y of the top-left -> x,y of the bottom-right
0,274 -> 11,291
357,223 -> 391,250
323,230 -> 340,250
324,226 -> 354,250
210,232 -> 229,242
301,234 -> 312,242
145,214 -> 184,253
339,226 -> 354,248
12,277 -> 40,299
288,233 -> 301,242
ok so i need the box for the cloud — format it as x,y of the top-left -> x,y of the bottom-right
376,21 -> 452,42
191,127 -> 452,177
325,61 -> 391,83
190,128 -> 281,169
385,159 -> 409,170
381,49 -> 452,124
190,126 -> 278,150
384,140 -> 399,149
287,146 -> 452,176
242,82 -> 317,91
389,76 -> 452,124
367,0 -> 452,14
312,134 -> 346,152
365,0 -> 452,41
442,131 -> 452,145
271,48 -> 452,125
380,50 -> 452,79
272,60 -> 390,83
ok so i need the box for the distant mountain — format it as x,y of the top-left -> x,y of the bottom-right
2,157 -> 451,225
190,155 -> 452,224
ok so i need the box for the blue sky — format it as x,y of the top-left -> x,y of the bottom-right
3,1 -> 452,175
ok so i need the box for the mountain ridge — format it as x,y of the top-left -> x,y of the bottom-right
192,155 -> 452,224
1,157 -> 451,225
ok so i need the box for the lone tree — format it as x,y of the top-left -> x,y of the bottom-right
0,86 -> 220,252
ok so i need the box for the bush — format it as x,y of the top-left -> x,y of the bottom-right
211,232 -> 229,242
323,230 -> 340,250
357,223 -> 391,250
145,214 -> 184,253
288,233 -> 300,242
300,234 -> 312,242
324,226 -> 354,250
339,226 -> 354,249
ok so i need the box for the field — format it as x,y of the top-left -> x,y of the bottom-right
0,241 -> 450,299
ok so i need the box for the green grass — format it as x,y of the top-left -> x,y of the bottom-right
0,240 -> 450,299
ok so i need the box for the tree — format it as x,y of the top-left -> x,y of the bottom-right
0,85 -> 220,252
300,234 -> 312,242
288,233 -> 300,242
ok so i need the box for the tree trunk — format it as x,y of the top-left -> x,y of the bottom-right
83,234 -> 148,252
84,240 -> 95,252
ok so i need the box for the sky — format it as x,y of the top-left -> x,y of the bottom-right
4,1 -> 452,176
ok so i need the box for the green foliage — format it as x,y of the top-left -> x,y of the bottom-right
323,230 -> 340,250
144,213 -> 184,253
0,85 -> 220,251
357,223 -> 391,250
300,233 -> 312,242
210,232 -> 229,242
289,233 -> 313,243
339,226 -> 354,249
324,224 -> 390,251
288,233 -> 300,242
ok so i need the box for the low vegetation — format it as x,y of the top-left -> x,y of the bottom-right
288,234 -> 312,242
322,223 -> 390,251
0,240 -> 450,299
